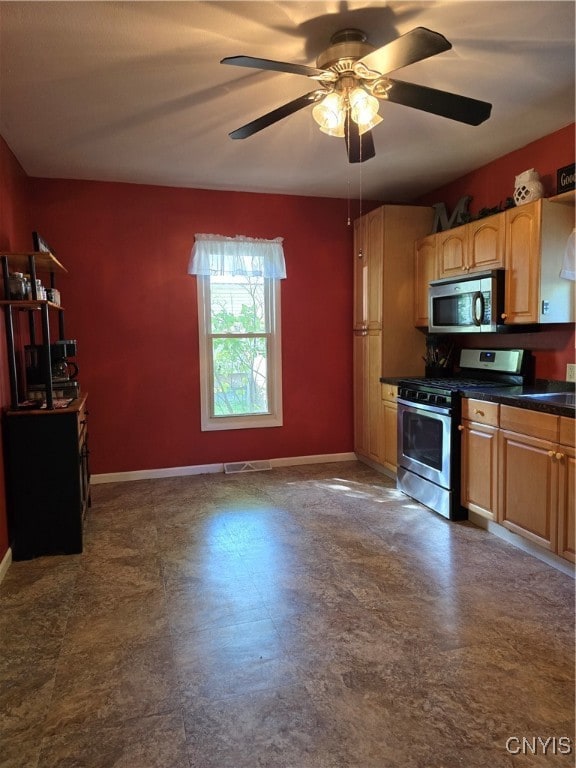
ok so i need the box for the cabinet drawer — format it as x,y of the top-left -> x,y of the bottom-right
559,416 -> 575,448
500,405 -> 559,441
381,383 -> 398,403
462,399 -> 499,426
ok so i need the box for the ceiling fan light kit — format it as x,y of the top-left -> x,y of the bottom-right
221,26 -> 492,164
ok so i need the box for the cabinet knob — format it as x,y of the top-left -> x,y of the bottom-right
473,409 -> 484,416
556,452 -> 564,461
500,313 -> 508,320
548,450 -> 556,458
458,424 -> 464,431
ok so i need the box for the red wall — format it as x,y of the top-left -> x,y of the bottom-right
0,136 -> 31,558
416,123 -> 575,380
416,123 -> 575,214
0,124 -> 574,564
27,180 -> 355,475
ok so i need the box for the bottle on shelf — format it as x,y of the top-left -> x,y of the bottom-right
8,272 -> 26,300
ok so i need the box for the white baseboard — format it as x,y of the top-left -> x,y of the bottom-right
468,511 -> 575,577
0,547 -> 12,585
91,452 -> 357,485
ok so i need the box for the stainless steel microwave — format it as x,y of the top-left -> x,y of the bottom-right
428,269 -> 505,333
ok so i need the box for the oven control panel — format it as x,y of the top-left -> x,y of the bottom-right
398,386 -> 452,407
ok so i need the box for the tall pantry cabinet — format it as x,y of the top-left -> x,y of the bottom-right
353,204 -> 433,471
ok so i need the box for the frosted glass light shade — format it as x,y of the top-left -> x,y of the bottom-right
357,113 -> 383,135
312,92 -> 346,136
349,87 -> 380,125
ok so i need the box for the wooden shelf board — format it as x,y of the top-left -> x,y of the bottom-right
0,251 -> 68,273
0,300 -> 63,310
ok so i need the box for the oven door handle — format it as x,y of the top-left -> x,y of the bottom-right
472,291 -> 484,326
397,398 -> 452,416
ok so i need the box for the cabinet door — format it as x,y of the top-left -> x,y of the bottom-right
353,331 -> 368,455
353,329 -> 382,461
353,218 -> 367,329
557,445 -> 575,562
366,329 -> 383,462
498,428 -> 557,551
437,225 -> 468,277
414,234 -> 437,327
460,420 -> 499,520
468,215 -> 505,272
382,401 -> 398,474
365,208 -> 384,329
503,201 -> 541,324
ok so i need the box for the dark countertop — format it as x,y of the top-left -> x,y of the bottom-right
460,383 -> 575,418
380,376 -> 408,385
380,376 -> 575,418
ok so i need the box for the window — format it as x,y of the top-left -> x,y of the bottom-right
189,234 -> 285,431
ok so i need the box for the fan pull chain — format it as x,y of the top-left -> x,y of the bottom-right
347,179 -> 351,226
359,132 -> 363,221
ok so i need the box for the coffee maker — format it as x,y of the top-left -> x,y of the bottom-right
25,340 -> 80,400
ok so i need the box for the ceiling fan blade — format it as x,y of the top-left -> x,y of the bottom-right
355,27 -> 452,77
229,91 -> 325,139
221,55 -> 334,81
344,119 -> 376,164
383,79 -> 492,125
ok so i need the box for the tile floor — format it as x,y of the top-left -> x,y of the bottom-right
0,461 -> 574,768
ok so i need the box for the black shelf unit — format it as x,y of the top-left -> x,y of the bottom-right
1,251 -> 67,410
1,251 -> 90,560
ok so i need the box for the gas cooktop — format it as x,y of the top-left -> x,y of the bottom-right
399,376 -> 517,392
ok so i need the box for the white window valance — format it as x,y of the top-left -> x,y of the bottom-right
188,234 -> 286,279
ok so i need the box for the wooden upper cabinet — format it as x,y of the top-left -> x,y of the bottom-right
467,216 -> 505,271
353,218 -> 367,329
437,215 -> 505,279
503,202 -> 541,324
414,234 -> 437,327
365,208 -> 384,329
353,208 -> 384,330
504,198 -> 575,325
437,225 -> 468,277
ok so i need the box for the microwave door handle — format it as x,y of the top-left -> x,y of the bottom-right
472,291 -> 484,326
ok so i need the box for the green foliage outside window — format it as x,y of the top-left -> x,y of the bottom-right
209,276 -> 270,416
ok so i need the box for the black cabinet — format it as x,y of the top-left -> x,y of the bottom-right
0,250 -> 90,559
4,395 -> 90,560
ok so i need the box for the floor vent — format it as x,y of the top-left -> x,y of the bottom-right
224,460 -> 272,474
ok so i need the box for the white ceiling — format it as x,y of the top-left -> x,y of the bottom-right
0,1 -> 574,201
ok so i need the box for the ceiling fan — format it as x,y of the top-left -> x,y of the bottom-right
221,27 -> 492,163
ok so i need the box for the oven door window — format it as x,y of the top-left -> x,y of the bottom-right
402,410 -> 444,469
398,403 -> 452,488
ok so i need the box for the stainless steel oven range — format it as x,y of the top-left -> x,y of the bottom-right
396,348 -> 531,520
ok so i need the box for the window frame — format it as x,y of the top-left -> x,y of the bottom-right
196,274 -> 283,431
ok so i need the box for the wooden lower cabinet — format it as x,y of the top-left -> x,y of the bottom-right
497,406 -> 574,558
557,418 -> 575,562
461,401 -> 574,561
498,429 -> 558,551
460,420 -> 499,521
354,329 -> 382,463
460,399 -> 500,520
381,384 -> 398,475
